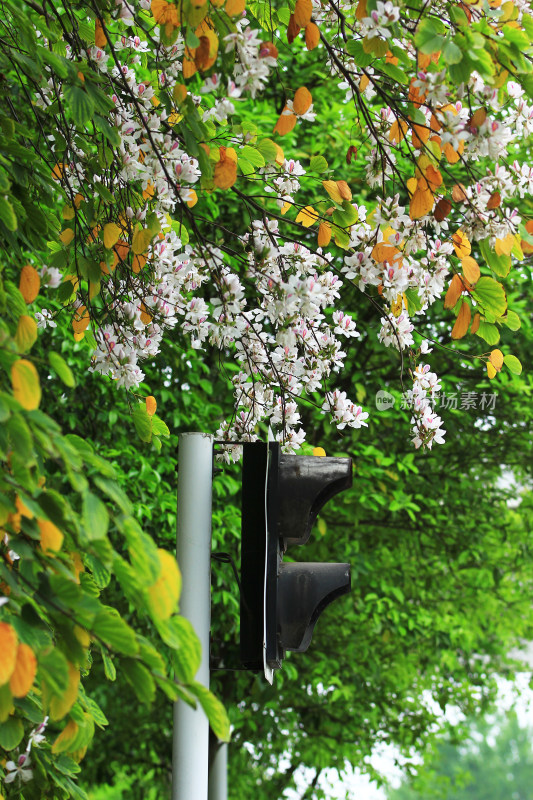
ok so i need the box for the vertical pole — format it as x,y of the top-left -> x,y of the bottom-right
172,432 -> 213,800
208,741 -> 228,800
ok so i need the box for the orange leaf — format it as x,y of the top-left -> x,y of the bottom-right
469,107 -> 487,129
462,256 -> 480,284
451,300 -> 471,339
356,0 -> 367,19
317,221 -> 331,247
19,265 -> 41,303
39,519 -> 64,554
11,359 -> 41,410
146,396 -> 157,416
51,163 -> 65,181
372,243 -> 400,264
295,205 -> 318,227
452,183 -> 467,203
214,147 -> 238,189
140,302 -> 153,325
293,0 -> 312,27
486,191 -> 501,210
525,220 -> 533,235
412,124 -> 430,148
489,348 -> 504,370
452,230 -> 471,258
444,274 -> 463,309
225,0 -> 245,14
409,187 -> 434,220
336,180 -> 352,202
0,622 -> 18,685
95,19 -> 107,47
132,254 -> 147,274
471,312 -> 480,334
273,109 -> 297,135
9,644 -> 37,698
151,0 -> 180,26
424,164 -> 442,191
293,87 -> 312,116
305,22 -> 320,50
72,306 -> 90,335
389,119 -> 408,144
183,53 -> 197,79
287,13 -> 300,43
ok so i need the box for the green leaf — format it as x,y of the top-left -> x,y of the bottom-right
474,320 -> 500,345
472,277 -> 507,319
132,403 -> 152,442
380,62 -> 408,84
151,414 -> 170,437
101,650 -> 116,681
189,682 -> 230,742
503,355 -> 522,375
256,138 -> 278,162
442,38 -> 463,65
414,18 -> 445,54
503,310 -> 521,331
48,352 -> 76,387
93,608 -> 139,655
162,617 -> 202,682
240,146 -> 265,168
479,238 -> 511,277
345,40 -> 373,66
0,196 -> 17,231
310,155 -> 329,173
39,648 -> 69,696
122,659 -> 156,705
82,491 -> 109,540
64,86 -> 95,127
0,716 -> 24,750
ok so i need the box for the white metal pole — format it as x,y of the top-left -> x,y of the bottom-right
172,432 -> 213,800
208,741 -> 228,800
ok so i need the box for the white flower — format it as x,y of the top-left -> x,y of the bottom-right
4,753 -> 33,784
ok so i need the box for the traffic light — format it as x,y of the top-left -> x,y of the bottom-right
240,441 -> 352,680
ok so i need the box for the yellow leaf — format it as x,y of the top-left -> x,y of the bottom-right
146,396 -> 157,416
406,177 -> 418,197
273,108 -> 297,136
11,359 -> 41,410
409,187 -> 434,220
322,180 -> 343,204
72,306 -> 90,335
489,348 -> 504,371
0,622 -> 18,686
486,362 -> 497,379
15,495 -> 33,519
151,0 -> 180,27
391,294 -> 403,317
52,720 -> 79,754
9,644 -> 37,698
70,552 -> 85,584
451,300 -> 471,339
147,549 -> 182,620
295,205 -> 318,227
186,189 -> 198,208
452,230 -> 471,258
274,143 -> 284,165
60,228 -> 75,246
74,626 -> 91,648
305,22 -> 320,50
49,663 -> 80,721
132,228 -> 154,255
38,519 -> 64,554
494,232 -> 515,256
293,0 -> 312,27
62,205 -> 75,220
461,256 -> 480,284
103,223 -> 121,250
19,265 -> 40,304
313,447 -> 326,457
317,221 -> 331,247
15,315 -> 38,352
293,86 -> 312,115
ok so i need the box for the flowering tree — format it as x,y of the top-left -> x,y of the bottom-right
0,0 -> 532,795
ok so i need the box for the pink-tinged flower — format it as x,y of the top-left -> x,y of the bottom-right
4,753 -> 33,784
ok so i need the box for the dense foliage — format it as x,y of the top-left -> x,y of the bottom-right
0,0 -> 532,798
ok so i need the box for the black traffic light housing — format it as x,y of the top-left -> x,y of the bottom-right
240,441 -> 352,678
